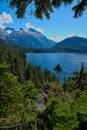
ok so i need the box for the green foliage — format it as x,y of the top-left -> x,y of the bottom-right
21,80 -> 38,109
75,63 -> 87,90
9,0 -> 87,19
0,44 -> 87,129
0,65 -> 22,125
54,102 -> 78,130
63,63 -> 87,94
36,98 -> 58,130
72,0 -> 87,18
0,44 -> 59,129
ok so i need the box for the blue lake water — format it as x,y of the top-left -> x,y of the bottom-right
26,53 -> 87,82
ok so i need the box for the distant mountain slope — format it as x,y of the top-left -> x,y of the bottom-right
0,28 -> 56,49
0,38 -> 8,46
51,36 -> 87,52
0,38 -> 26,52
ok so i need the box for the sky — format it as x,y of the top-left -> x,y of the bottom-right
0,0 -> 87,42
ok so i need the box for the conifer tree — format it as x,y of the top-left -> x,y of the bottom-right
8,0 -> 87,19
76,63 -> 86,90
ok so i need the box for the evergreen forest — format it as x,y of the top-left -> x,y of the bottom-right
0,41 -> 87,130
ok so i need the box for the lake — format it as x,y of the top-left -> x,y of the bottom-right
26,53 -> 87,82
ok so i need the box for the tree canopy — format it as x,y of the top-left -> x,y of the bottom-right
0,37 -> 87,130
9,0 -> 87,19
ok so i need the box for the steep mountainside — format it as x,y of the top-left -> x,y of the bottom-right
0,38 -> 26,52
0,28 -> 56,49
51,36 -> 87,52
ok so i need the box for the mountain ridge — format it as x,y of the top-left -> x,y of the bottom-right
0,27 -> 56,49
50,36 -> 87,52
0,27 -> 87,52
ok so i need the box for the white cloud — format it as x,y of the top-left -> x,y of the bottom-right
56,36 -> 65,42
25,22 -> 44,34
0,12 -> 13,24
0,12 -> 13,29
26,23 -> 34,29
48,33 -> 75,42
67,32 -> 74,38
78,34 -> 86,38
48,36 -> 65,42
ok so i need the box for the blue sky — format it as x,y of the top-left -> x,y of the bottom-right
0,0 -> 87,42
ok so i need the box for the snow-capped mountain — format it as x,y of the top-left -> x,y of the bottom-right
0,27 -> 56,49
0,29 -> 8,39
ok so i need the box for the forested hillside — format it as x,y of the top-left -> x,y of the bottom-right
51,36 -> 87,52
0,42 -> 87,130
